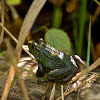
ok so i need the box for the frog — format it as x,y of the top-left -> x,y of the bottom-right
28,38 -> 85,83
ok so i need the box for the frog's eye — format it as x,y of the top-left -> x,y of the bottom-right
39,38 -> 43,42
34,42 -> 38,46
36,38 -> 44,45
32,42 -> 38,48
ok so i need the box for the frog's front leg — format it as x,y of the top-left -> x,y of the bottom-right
47,67 -> 77,83
36,63 -> 45,77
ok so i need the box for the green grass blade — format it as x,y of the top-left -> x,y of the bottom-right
11,76 -> 18,87
78,0 -> 87,57
52,6 -> 63,28
84,16 -> 91,100
86,16 -> 91,80
94,0 -> 100,5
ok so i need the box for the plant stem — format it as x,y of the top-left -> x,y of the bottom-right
86,16 -> 91,80
78,0 -> 87,57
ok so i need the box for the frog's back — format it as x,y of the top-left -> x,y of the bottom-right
38,50 -> 66,72
29,38 -> 77,72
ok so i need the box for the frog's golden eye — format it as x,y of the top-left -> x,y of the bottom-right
32,42 -> 38,49
38,38 -> 44,43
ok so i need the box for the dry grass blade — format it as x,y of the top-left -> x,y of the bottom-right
0,23 -> 35,59
62,84 -> 85,100
4,38 -> 29,100
41,82 -> 54,100
0,0 -> 4,44
56,73 -> 99,100
16,0 -> 47,59
56,81 -> 85,100
61,85 -> 64,100
49,83 -> 56,100
1,65 -> 15,100
1,0 -> 47,99
56,58 -> 100,100
0,23 -> 18,43
92,6 -> 100,25
70,58 -> 100,83
64,83 -> 70,93
42,83 -> 50,100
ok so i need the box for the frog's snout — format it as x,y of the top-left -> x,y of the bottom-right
28,41 -> 38,48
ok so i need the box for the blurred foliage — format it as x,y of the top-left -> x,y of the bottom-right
0,0 -> 100,61
7,0 -> 22,5
72,12 -> 78,51
78,0 -> 87,57
48,0 -> 87,57
52,6 -> 63,28
0,51 -> 5,56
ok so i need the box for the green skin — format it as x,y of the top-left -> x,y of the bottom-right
28,38 -> 80,83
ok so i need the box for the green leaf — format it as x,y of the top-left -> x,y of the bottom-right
7,0 -> 21,5
45,28 -> 71,54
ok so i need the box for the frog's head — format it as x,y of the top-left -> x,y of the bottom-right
28,38 -> 62,62
28,38 -> 45,60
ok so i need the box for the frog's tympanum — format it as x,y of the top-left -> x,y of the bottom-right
28,38 -> 85,83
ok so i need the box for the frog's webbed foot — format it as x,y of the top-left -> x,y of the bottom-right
36,63 -> 45,77
47,68 -> 76,83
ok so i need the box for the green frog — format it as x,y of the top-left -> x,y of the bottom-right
28,38 -> 85,83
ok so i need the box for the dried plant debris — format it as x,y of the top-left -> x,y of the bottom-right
0,55 -> 100,100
